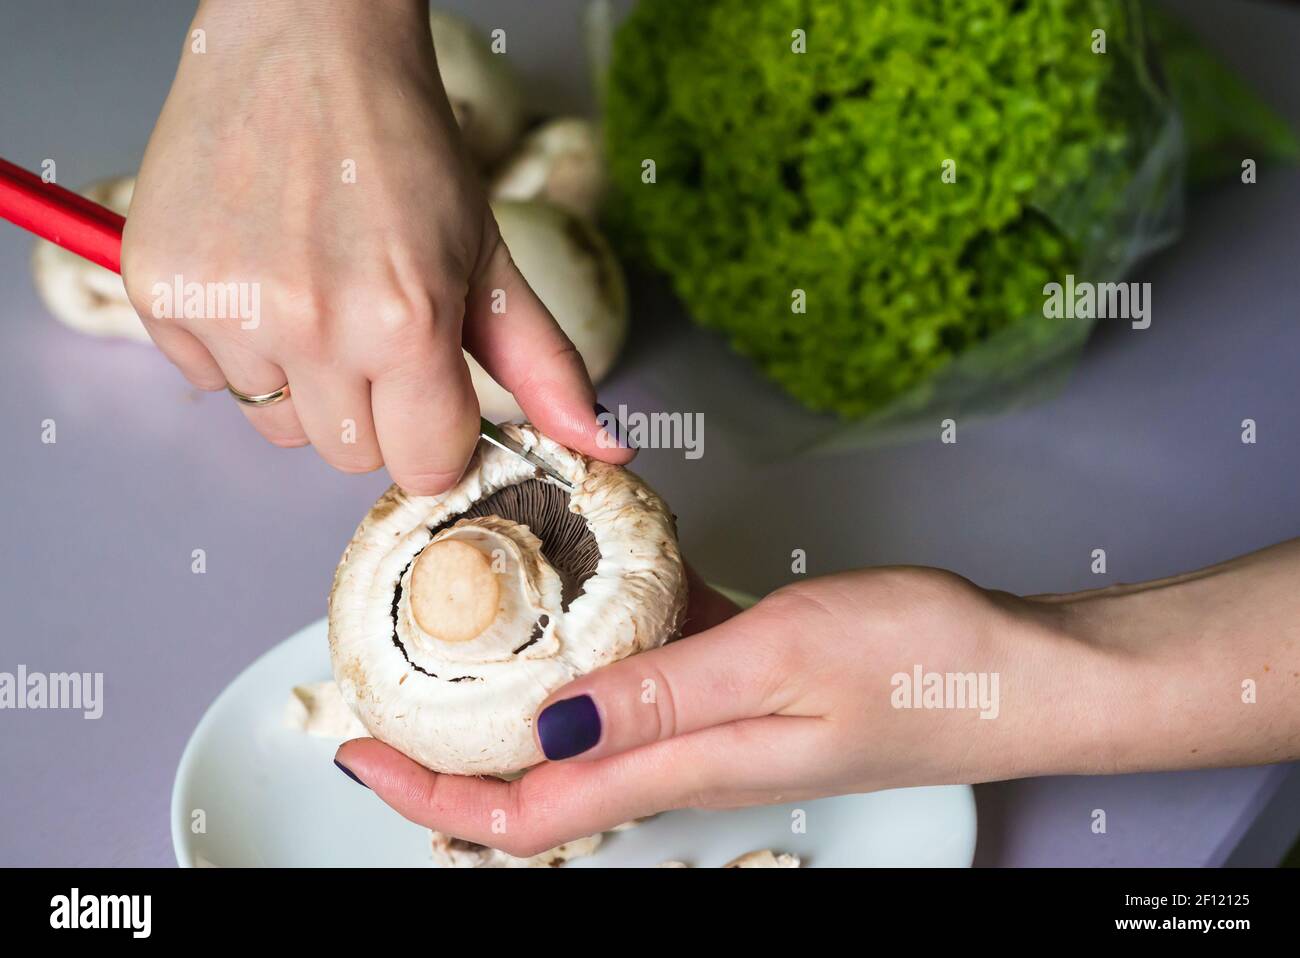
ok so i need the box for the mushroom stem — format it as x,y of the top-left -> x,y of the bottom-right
410,540 -> 501,643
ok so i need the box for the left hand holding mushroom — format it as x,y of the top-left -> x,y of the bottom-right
336,538 -> 1300,859
332,567 -> 1090,857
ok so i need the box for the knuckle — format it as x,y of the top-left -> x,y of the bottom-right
763,582 -> 834,624
121,256 -> 175,321
246,415 -> 308,449
754,587 -> 828,673
646,663 -> 680,741
761,583 -> 818,619
183,370 -> 228,392
372,290 -> 442,342
511,340 -> 584,399
251,280 -> 328,353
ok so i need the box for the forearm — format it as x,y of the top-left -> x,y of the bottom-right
1037,538 -> 1300,774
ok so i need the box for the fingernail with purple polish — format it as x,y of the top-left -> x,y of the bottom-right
538,694 -> 602,760
594,402 -> 632,450
335,759 -> 368,789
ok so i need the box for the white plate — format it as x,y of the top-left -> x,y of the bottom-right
172,616 -> 977,867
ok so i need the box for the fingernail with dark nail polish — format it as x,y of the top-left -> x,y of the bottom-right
335,759 -> 368,789
538,694 -> 602,760
594,402 -> 632,449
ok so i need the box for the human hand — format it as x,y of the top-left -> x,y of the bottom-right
122,0 -> 627,493
334,565 -> 1115,857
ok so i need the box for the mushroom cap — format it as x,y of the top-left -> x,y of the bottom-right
30,175 -> 146,341
490,118 -> 607,221
429,10 -> 526,168
328,423 -> 686,775
470,200 -> 627,420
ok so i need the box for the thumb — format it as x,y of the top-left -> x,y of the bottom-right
533,597 -> 791,763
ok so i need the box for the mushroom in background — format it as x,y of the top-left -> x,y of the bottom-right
30,175 -> 143,342
429,10 -> 526,169
490,118 -> 607,221
472,199 -> 627,420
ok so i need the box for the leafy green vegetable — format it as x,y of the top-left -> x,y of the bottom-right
602,0 -> 1282,421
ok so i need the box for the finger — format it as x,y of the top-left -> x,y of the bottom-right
463,234 -> 631,463
138,319 -> 227,391
204,338 -> 308,448
533,599 -> 795,764
282,368 -> 382,474
370,330 -> 481,496
337,715 -> 823,858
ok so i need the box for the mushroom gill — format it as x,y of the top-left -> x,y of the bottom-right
428,478 -> 601,608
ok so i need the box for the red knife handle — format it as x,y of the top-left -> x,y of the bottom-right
0,157 -> 125,274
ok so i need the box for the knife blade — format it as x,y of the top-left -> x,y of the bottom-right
478,418 -> 576,493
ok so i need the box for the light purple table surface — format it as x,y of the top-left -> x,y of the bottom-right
1,0 -> 1297,867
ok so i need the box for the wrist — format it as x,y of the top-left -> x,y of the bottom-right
967,592 -> 1138,781
1029,556 -> 1263,775
176,0 -> 439,121
1032,589 -> 1161,776
190,0 -> 430,52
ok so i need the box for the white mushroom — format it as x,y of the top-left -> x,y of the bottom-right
429,830 -> 603,868
471,199 -> 627,420
283,681 -> 369,739
723,849 -> 802,869
30,175 -> 144,342
429,10 -> 526,168
490,118 -> 607,221
328,423 -> 686,776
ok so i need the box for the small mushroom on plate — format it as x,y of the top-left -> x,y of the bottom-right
723,849 -> 802,869
429,830 -> 603,868
328,422 -> 687,776
283,681 -> 368,739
